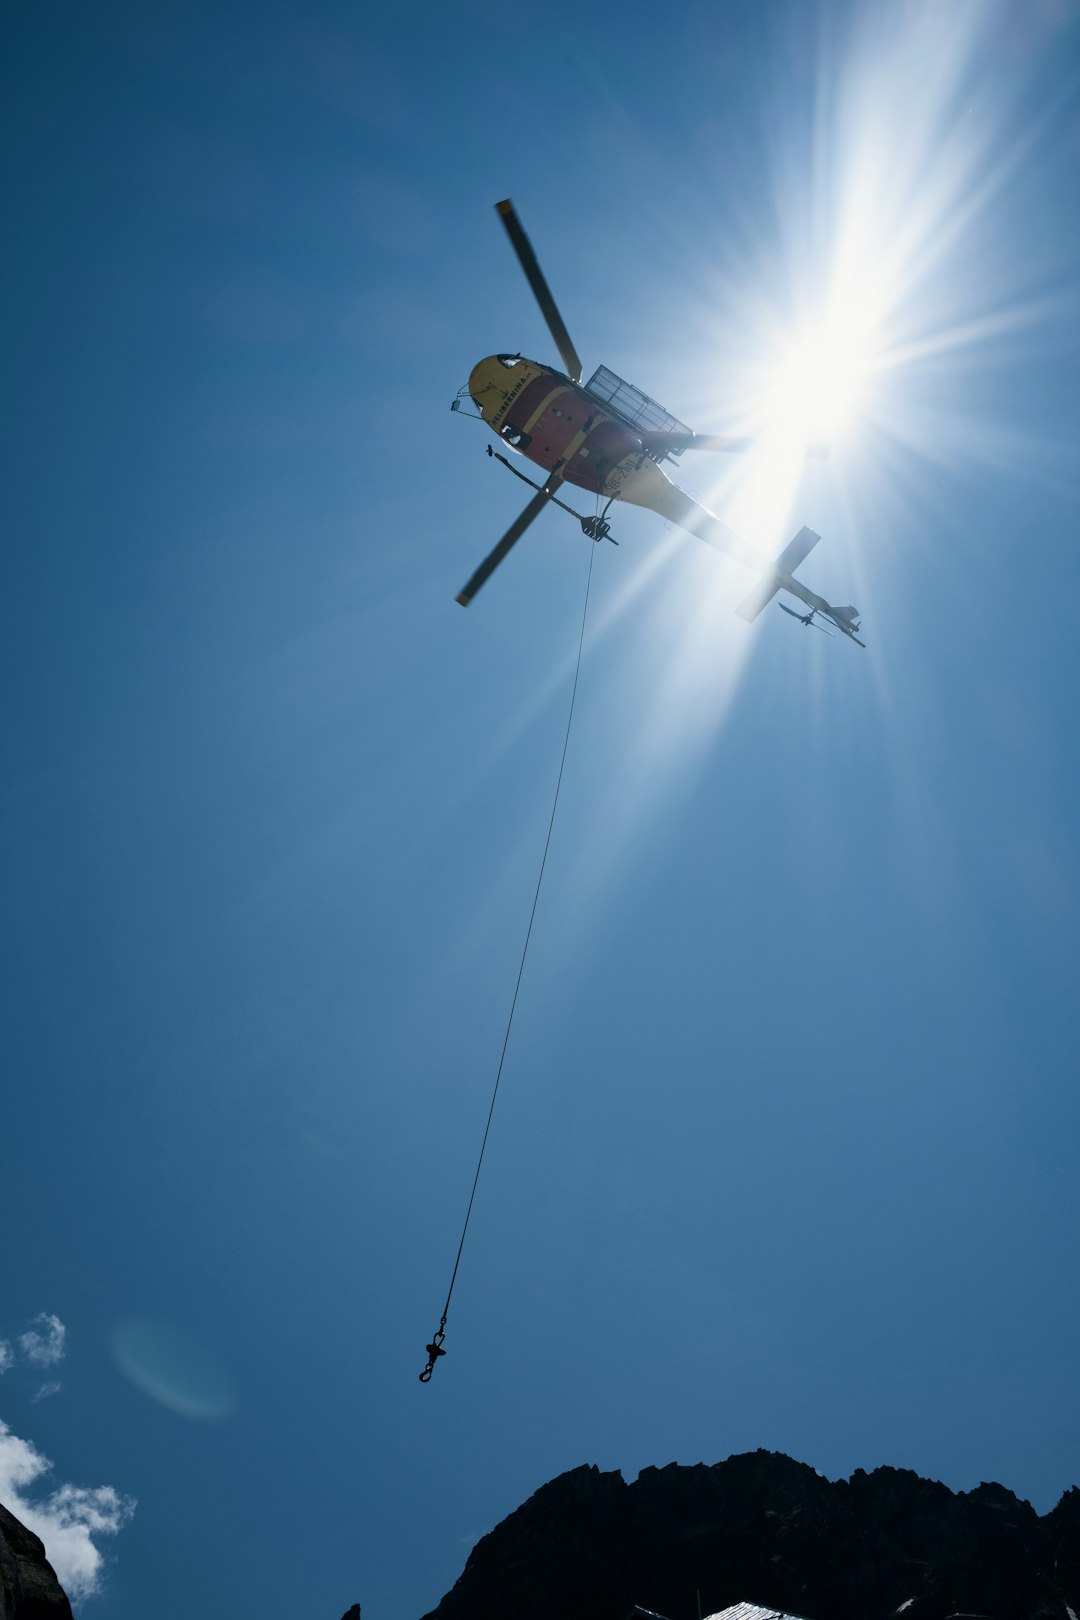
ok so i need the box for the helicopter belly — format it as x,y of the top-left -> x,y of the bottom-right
493,376 -> 644,493
502,375 -> 594,462
555,420 -> 640,495
468,355 -> 646,496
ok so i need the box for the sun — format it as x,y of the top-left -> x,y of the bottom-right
765,304 -> 878,444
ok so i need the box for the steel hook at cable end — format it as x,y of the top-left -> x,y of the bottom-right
418,1329 -> 447,1384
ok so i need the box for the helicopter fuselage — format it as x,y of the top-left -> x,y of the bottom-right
467,354 -> 659,500
468,352 -> 778,572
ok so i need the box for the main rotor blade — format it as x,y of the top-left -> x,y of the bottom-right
649,433 -> 829,458
495,200 -> 583,384
667,434 -> 754,454
455,476 -> 564,606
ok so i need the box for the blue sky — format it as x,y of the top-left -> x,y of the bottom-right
2,1 -> 1079,1615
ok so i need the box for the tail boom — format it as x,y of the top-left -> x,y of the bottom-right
615,460 -> 864,646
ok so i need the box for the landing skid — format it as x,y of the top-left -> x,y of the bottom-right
486,446 -> 618,544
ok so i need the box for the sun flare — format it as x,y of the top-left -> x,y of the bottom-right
766,309 -> 877,442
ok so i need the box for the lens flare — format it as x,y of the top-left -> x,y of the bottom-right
766,306 -> 878,442
112,1319 -> 234,1421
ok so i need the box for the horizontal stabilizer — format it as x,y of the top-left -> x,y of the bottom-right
735,526 -> 822,622
776,524 -> 820,573
735,577 -> 783,622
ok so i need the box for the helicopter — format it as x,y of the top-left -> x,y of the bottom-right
452,200 -> 865,648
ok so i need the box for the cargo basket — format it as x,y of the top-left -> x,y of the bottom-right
584,365 -> 691,451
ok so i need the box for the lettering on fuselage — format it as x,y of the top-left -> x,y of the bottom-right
489,368 -> 539,428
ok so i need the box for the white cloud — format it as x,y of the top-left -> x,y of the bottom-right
18,1314 -> 67,1368
32,1381 -> 63,1403
0,1419 -> 135,1602
0,1340 -> 13,1374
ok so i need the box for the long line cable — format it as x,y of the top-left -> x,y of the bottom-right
420,537 -> 598,1382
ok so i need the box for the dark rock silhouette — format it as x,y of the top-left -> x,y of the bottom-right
0,1503 -> 73,1620
420,1450 -> 1080,1620
340,1607 -> 361,1620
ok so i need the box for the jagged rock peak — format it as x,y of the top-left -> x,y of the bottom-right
0,1503 -> 73,1620
421,1450 -> 1079,1620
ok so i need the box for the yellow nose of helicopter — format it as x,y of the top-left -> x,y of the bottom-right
468,353 -> 546,427
469,356 -> 508,417
468,354 -> 515,420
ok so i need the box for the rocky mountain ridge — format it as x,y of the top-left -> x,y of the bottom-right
422,1450 -> 1080,1620
0,1503 -> 72,1620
